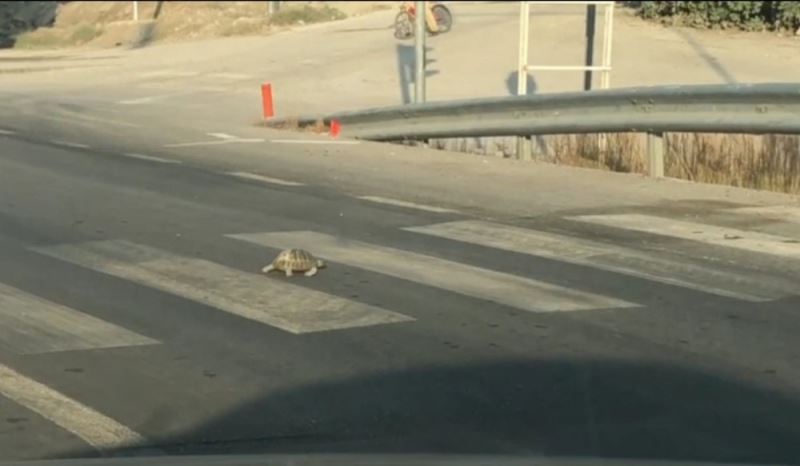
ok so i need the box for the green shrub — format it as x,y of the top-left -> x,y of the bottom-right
269,5 -> 346,26
69,23 -> 102,44
634,1 -> 800,31
13,29 -> 61,49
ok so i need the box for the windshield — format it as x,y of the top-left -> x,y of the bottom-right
1,1 -> 799,465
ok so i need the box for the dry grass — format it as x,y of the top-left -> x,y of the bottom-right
268,117 -> 327,133
431,133 -> 800,194
666,133 -> 800,193
15,23 -> 103,49
12,1 -> 358,50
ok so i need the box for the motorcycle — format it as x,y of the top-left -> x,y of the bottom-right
394,1 -> 453,40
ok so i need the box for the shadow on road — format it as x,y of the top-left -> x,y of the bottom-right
69,357 -> 800,464
506,71 -> 547,156
396,43 -> 440,105
673,29 -> 737,84
505,71 -> 537,96
130,1 -> 165,49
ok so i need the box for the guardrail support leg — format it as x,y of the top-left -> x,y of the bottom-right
516,136 -> 532,161
646,132 -> 664,178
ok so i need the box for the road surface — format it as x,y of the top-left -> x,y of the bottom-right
1,120 -> 800,463
1,2 -> 800,464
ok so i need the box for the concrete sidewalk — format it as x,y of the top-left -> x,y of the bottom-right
1,2 -> 799,118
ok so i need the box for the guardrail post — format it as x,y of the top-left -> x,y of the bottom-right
646,132 -> 664,178
516,136 -> 532,161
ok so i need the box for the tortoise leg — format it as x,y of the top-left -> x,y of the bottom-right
261,265 -> 274,274
304,266 -> 318,277
285,268 -> 293,277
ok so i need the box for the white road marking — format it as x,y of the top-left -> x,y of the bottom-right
51,140 -> 90,149
571,214 -> 800,258
59,111 -> 141,128
39,114 -> 97,129
0,362 -> 148,452
405,220 -> 792,302
207,132 -> 238,140
209,72 -> 251,80
228,231 -> 638,313
227,172 -> 304,186
34,240 -> 412,334
140,70 -> 199,78
117,96 -> 164,105
731,205 -> 800,224
122,153 -> 182,164
269,139 -> 361,145
358,196 -> 458,214
0,128 -> 16,135
163,138 -> 264,148
0,282 -> 158,355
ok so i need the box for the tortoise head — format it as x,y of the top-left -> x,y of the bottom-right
316,259 -> 326,268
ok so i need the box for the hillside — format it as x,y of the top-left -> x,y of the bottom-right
1,1 -> 389,50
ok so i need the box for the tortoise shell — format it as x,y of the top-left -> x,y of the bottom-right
262,249 -> 325,277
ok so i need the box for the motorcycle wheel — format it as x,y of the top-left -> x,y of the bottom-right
432,4 -> 452,33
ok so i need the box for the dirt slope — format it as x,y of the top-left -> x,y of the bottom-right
6,1 -> 390,50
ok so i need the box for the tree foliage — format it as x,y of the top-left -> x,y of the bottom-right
633,1 -> 800,31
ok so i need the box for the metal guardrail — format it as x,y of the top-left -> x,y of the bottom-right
272,83 -> 800,177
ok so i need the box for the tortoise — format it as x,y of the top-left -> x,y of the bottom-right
262,249 -> 326,277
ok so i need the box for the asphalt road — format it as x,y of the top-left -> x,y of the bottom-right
1,129 -> 800,465
1,4 -> 800,463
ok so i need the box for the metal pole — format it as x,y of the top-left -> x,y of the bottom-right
516,2 -> 531,160
414,1 -> 426,104
268,1 -> 280,15
517,1 -> 530,96
647,132 -> 665,178
583,4 -> 596,91
597,3 -> 614,158
133,1 -> 139,21
600,2 -> 614,89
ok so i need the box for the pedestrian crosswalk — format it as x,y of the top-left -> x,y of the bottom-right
0,363 -> 149,454
226,230 -> 639,313
403,220 -> 796,302
1,203 -> 799,457
5,205 -> 799,348
33,239 -> 412,334
0,283 -> 158,355
571,213 -> 800,258
729,205 -> 800,224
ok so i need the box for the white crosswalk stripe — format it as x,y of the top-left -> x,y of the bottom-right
227,171 -> 304,186
0,282 -> 158,355
227,231 -> 638,313
729,205 -> 800,224
570,213 -> 800,258
0,363 -> 152,454
404,220 -> 795,302
33,240 -> 412,334
357,196 -> 458,214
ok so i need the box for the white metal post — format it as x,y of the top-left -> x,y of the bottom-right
133,1 -> 139,21
647,132 -> 665,178
600,2 -> 614,89
517,1 -> 615,160
516,2 -> 531,160
517,1 -> 530,97
414,1 -> 427,104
